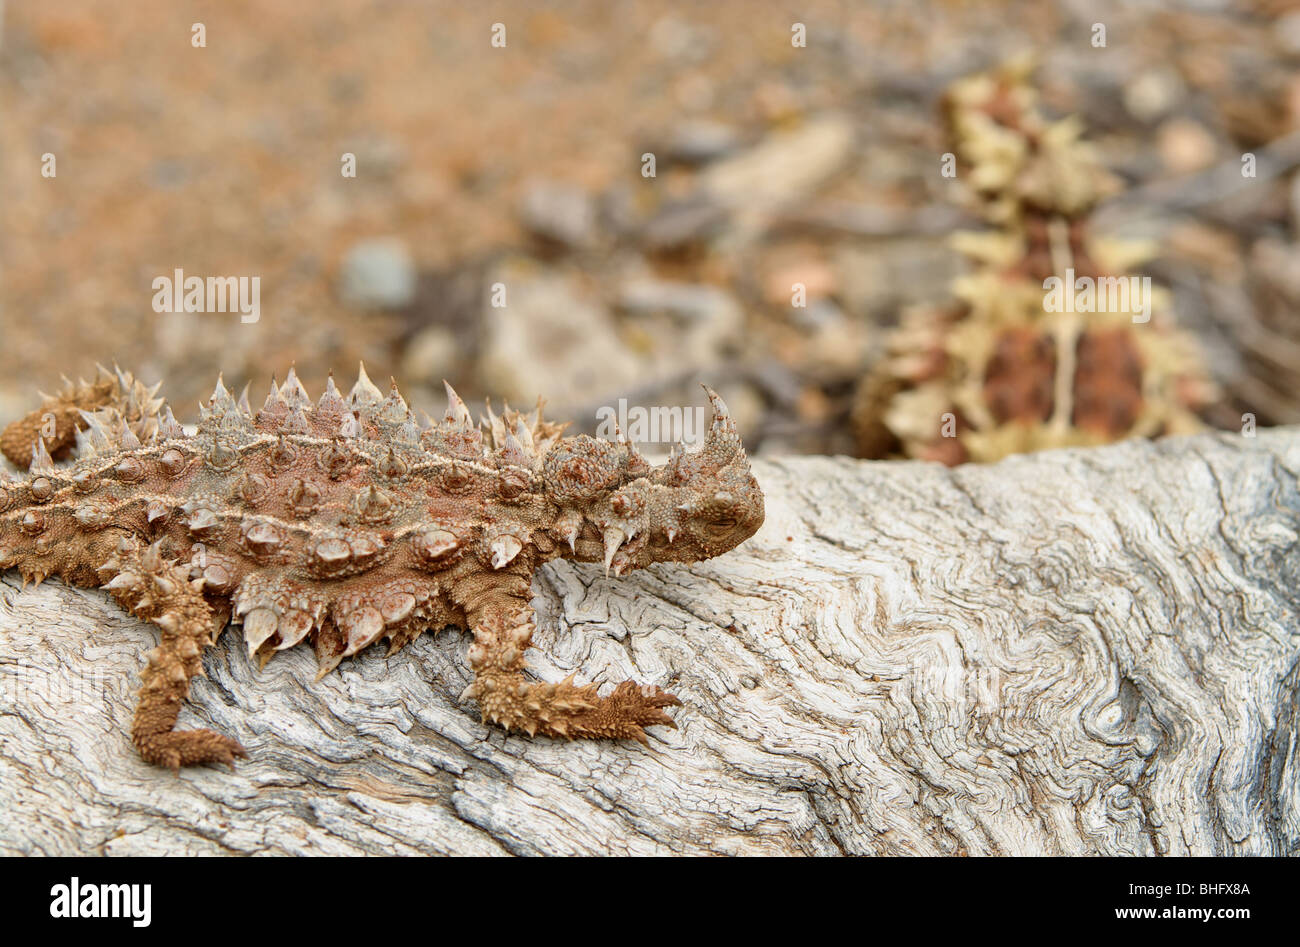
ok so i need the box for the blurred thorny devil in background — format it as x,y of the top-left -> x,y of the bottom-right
852,58 -> 1219,465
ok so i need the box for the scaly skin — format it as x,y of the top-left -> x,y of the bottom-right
0,365 -> 764,768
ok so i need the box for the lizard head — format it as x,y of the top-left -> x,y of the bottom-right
541,387 -> 764,576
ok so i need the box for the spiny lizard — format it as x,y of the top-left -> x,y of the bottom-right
0,366 -> 764,768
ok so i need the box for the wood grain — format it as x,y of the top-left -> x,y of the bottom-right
2,429 -> 1298,855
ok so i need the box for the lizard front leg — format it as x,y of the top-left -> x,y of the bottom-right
98,537 -> 246,769
461,599 -> 680,744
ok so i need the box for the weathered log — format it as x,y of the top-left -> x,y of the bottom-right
1,428 -> 1297,855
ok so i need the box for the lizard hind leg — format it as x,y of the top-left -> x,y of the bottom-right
462,607 -> 681,745
98,537 -> 247,770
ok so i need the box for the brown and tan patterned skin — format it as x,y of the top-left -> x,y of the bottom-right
0,366 -> 764,768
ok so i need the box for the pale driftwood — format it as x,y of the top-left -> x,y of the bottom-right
1,429 -> 1298,856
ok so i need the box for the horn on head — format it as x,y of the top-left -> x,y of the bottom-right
701,384 -> 741,460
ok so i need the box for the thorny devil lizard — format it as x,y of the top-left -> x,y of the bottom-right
0,366 -> 763,769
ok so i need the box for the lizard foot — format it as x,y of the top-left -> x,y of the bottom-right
463,609 -> 681,744
134,729 -> 248,770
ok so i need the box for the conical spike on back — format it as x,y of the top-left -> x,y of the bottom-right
282,405 -> 310,434
483,397 -> 507,448
256,377 -> 290,430
625,437 -> 650,477
377,379 -> 408,424
349,362 -> 384,409
499,430 -> 534,469
443,381 -> 473,431
281,366 -> 310,408
398,410 -> 421,445
513,418 -> 534,454
117,417 -> 142,450
210,374 -> 233,409
29,437 -> 55,473
158,405 -> 185,440
77,410 -> 113,453
316,373 -> 345,413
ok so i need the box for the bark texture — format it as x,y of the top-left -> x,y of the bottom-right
2,429 -> 1298,856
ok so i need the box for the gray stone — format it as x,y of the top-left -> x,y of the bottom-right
638,200 -> 729,251
478,261 -> 642,417
701,116 -> 855,211
1277,11 -> 1300,56
661,121 -> 742,165
617,278 -> 744,368
339,238 -> 417,310
400,325 -> 459,385
519,180 -> 598,250
1122,67 -> 1186,123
